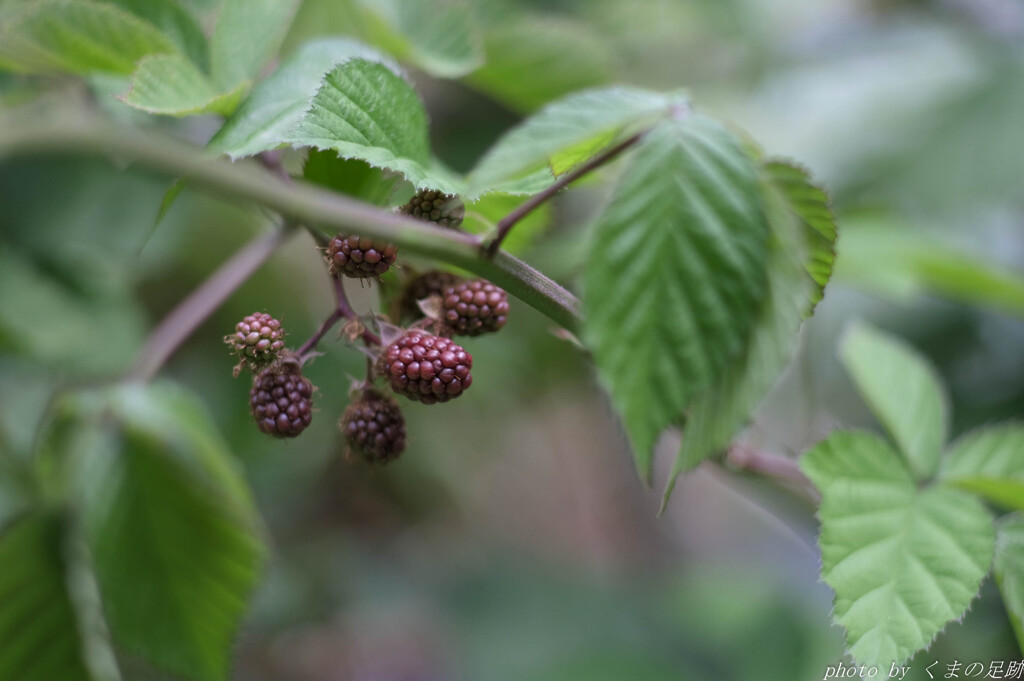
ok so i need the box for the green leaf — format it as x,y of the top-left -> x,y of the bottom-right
209,0 -> 301,91
105,0 -> 209,71
303,148 -> 404,206
835,217 -> 1024,319
583,115 -> 770,480
0,248 -> 145,375
801,430 -> 995,667
761,160 -> 836,310
210,38 -> 398,158
464,15 -> 613,113
467,87 -> 683,196
356,0 -> 482,79
61,384 -> 266,681
994,513 -> 1024,653
659,159 -> 839,504
121,54 -> 243,116
940,424 -> 1024,511
840,323 -> 948,481
287,58 -> 462,193
0,513 -> 120,681
0,0 -> 178,75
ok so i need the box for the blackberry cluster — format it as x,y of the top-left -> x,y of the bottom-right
399,270 -> 464,321
340,390 -> 406,465
377,331 -> 472,404
250,362 -> 314,438
225,312 -> 285,372
327,234 -> 398,279
441,279 -> 509,337
399,190 -> 464,228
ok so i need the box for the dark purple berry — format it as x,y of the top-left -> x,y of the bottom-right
399,270 -> 464,321
340,390 -> 406,465
376,331 -> 473,404
327,234 -> 398,279
399,190 -> 464,229
441,279 -> 509,336
250,362 -> 314,438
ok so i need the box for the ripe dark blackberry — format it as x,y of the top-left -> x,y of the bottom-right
340,390 -> 406,465
250,361 -> 314,438
441,279 -> 509,336
399,270 -> 464,321
399,189 -> 464,229
377,331 -> 473,404
225,312 -> 286,373
327,234 -> 398,279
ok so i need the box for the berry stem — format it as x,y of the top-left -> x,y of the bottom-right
483,131 -> 646,258
724,444 -> 819,505
296,277 -> 381,359
129,223 -> 297,382
0,110 -> 581,332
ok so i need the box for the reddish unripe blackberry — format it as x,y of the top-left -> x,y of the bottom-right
399,189 -> 464,228
441,279 -> 509,336
340,390 -> 406,465
377,331 -> 473,404
250,362 -> 314,438
399,270 -> 464,321
225,312 -> 285,372
327,234 -> 398,279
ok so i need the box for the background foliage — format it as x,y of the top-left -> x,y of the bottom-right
2,0 -> 1024,679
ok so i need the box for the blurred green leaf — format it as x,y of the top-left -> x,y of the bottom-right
662,161 -> 837,504
840,323 -> 948,480
467,87 -> 683,196
835,219 -> 1024,318
105,0 -> 209,71
209,0 -> 301,92
940,424 -> 1024,512
465,15 -> 614,113
462,192 -> 551,255
994,513 -> 1024,654
583,115 -> 769,480
356,0 -> 483,78
0,0 -> 178,75
0,248 -> 145,375
303,148 -> 405,206
287,58 -> 461,193
54,383 -> 266,681
120,53 -> 243,116
0,513 -> 120,681
801,430 -> 995,667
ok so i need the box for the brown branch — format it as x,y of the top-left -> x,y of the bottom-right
296,276 -> 381,359
129,224 -> 297,382
483,131 -> 646,258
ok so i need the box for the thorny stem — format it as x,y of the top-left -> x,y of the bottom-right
129,224 -> 297,382
483,131 -> 646,258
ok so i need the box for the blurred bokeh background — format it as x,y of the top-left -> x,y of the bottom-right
2,0 -> 1024,679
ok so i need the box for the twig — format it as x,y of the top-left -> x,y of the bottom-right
296,277 -> 380,358
724,444 -> 819,505
0,109 -> 581,332
484,131 -> 646,258
129,225 -> 296,382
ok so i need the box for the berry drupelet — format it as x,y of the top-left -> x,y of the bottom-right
441,279 -> 509,336
250,361 -> 314,437
377,331 -> 472,404
327,234 -> 398,279
399,270 -> 464,321
399,189 -> 465,229
340,390 -> 407,465
225,312 -> 286,372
